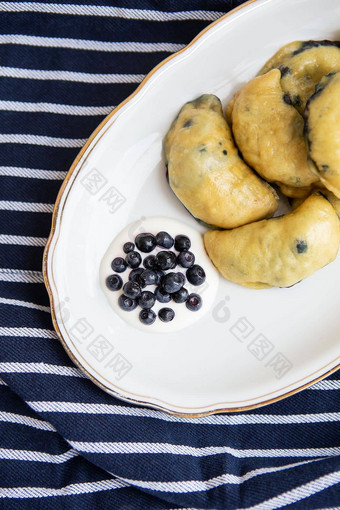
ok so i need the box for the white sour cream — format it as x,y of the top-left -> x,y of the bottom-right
100,216 -> 219,333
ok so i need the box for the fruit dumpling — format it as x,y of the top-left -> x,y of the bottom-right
292,189 -> 340,219
204,194 -> 340,289
164,94 -> 278,229
304,71 -> 340,198
258,40 -> 340,114
230,69 -> 319,197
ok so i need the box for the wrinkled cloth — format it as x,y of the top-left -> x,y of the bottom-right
0,1 -> 339,509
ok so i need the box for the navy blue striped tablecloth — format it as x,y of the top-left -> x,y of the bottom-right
0,1 -> 339,508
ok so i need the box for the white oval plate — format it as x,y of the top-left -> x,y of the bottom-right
44,0 -> 340,416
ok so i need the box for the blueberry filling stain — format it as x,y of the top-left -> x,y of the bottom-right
292,40 -> 340,56
222,150 -> 227,156
283,93 -> 301,107
107,231 -> 206,326
296,240 -> 308,254
283,93 -> 292,105
183,119 -> 193,128
321,164 -> 329,172
279,65 -> 291,76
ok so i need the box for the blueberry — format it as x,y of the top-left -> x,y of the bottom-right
123,281 -> 141,299
155,286 -> 171,303
138,291 -> 156,309
177,251 -> 195,268
105,274 -> 123,291
111,257 -> 127,273
155,250 -> 177,270
139,308 -> 156,325
125,251 -> 142,269
158,307 -> 175,322
162,272 -> 185,294
128,267 -> 144,283
123,242 -> 135,254
143,255 -> 156,270
154,270 -> 165,285
140,269 -> 158,286
135,233 -> 157,253
172,287 -> 189,303
186,264 -> 206,286
118,294 -> 138,311
156,231 -> 174,249
186,293 -> 202,311
174,235 -> 191,252
177,272 -> 186,285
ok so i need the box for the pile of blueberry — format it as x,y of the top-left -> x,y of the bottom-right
105,231 -> 206,325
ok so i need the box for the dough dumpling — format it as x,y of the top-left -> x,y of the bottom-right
305,71 -> 340,198
292,189 -> 340,219
259,40 -> 340,113
231,69 -> 318,196
164,94 -> 278,229
204,194 -> 340,289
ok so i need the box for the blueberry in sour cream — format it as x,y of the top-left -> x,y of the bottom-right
186,264 -> 206,286
139,309 -> 157,325
123,242 -> 135,254
155,286 -> 171,303
155,250 -> 177,270
128,267 -> 144,283
105,274 -> 123,291
118,294 -> 138,311
140,269 -> 158,286
175,234 -> 191,252
143,255 -> 156,269
111,257 -> 127,273
177,250 -> 195,268
186,293 -> 202,311
156,231 -> 174,249
123,281 -> 142,299
135,233 -> 157,253
172,287 -> 189,303
158,307 -> 175,322
162,272 -> 185,294
125,251 -> 142,269
138,291 -> 156,309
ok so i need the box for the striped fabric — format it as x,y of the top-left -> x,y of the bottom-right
0,1 -> 339,508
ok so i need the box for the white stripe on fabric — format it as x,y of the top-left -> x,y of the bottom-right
0,166 -> 67,179
0,327 -> 57,339
309,379 -> 340,390
0,66 -> 144,84
0,201 -> 54,213
0,133 -> 86,148
0,378 -> 6,385
0,234 -> 47,246
0,268 -> 43,283
241,470 -> 340,510
0,297 -> 50,312
0,478 -> 126,499
0,362 -> 86,378
0,411 -> 56,432
120,458 -> 325,493
28,401 -> 340,426
0,3 -> 224,21
69,440 -> 340,459
0,448 -> 78,463
0,100 -> 113,116
0,34 -> 184,53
